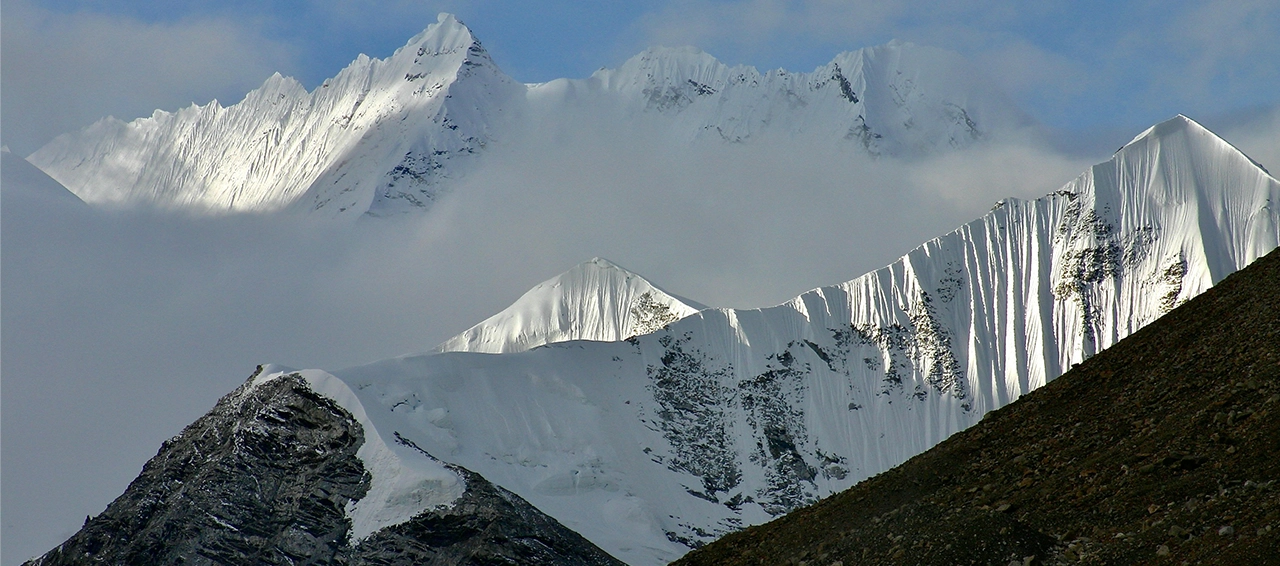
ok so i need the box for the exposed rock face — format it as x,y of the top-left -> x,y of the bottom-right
26,371 -> 622,566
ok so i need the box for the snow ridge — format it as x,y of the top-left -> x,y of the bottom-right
29,16 -> 1026,215
436,257 -> 706,354
537,40 -> 1029,154
326,116 -> 1277,564
29,13 -> 523,218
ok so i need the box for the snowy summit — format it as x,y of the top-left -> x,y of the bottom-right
436,258 -> 705,354
28,14 -> 1027,217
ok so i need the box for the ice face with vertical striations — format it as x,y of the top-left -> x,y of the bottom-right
27,14 -> 523,218
313,115 -> 1277,564
435,257 -> 707,354
28,16 -> 1028,216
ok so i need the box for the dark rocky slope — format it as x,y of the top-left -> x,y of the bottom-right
27,372 -> 622,566
676,248 -> 1280,565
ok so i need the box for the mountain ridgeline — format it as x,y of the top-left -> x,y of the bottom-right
26,114 -> 1279,565
314,115 -> 1276,564
18,15 -> 1280,566
28,14 -> 1027,217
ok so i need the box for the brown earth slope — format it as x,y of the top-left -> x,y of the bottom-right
676,249 -> 1280,566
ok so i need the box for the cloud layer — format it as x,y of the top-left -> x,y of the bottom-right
2,115 -> 1102,562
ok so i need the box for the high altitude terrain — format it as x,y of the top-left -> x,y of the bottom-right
14,12 -> 1280,566
27,14 -> 1026,217
676,247 -> 1280,566
25,111 -> 1279,566
25,369 -> 622,566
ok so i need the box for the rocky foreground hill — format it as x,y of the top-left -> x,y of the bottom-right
676,248 -> 1280,565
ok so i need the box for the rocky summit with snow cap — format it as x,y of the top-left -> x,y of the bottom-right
25,367 -> 622,566
28,14 -> 1027,217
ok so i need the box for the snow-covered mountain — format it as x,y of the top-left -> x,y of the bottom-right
304,115 -> 1277,564
26,116 -> 1279,565
27,15 -> 1027,216
528,40 -> 1028,153
435,258 -> 706,354
28,14 -> 523,218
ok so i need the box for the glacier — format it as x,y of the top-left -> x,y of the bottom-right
27,14 -> 1028,217
248,115 -> 1278,565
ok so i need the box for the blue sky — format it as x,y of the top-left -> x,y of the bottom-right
3,0 -> 1278,155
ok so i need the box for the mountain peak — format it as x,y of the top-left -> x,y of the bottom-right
435,259 -> 704,354
1124,113 -> 1201,146
1118,114 -> 1273,176
397,12 -> 479,57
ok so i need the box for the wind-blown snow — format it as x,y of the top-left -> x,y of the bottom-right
27,16 -> 1027,217
250,365 -> 465,542
310,115 -> 1277,564
436,257 -> 706,354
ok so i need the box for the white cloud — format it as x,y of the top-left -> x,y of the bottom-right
0,0 -> 297,155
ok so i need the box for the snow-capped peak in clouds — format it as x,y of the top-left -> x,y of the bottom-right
29,18 -> 1029,216
546,38 -> 1030,152
436,257 -> 706,354
28,13 -> 523,218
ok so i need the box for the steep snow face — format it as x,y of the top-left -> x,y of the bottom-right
249,366 -> 465,541
28,14 -> 523,218
325,116 -> 1277,565
29,20 -> 1027,215
529,40 -> 1029,154
436,258 -> 706,354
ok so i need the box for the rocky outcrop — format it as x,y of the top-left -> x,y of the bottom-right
26,370 -> 622,566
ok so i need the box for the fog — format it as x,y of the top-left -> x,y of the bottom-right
0,115 -> 1221,563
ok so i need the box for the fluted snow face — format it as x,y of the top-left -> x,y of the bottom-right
435,257 -> 705,354
30,21 -> 1025,215
28,14 -> 523,217
535,40 -> 1029,154
321,116 -> 1278,564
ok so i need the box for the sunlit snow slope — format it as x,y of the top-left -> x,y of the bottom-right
29,16 -> 1025,216
315,116 -> 1277,565
27,14 -> 522,218
436,257 -> 706,354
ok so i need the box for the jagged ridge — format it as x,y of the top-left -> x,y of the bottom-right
29,16 -> 1027,215
28,14 -> 522,218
